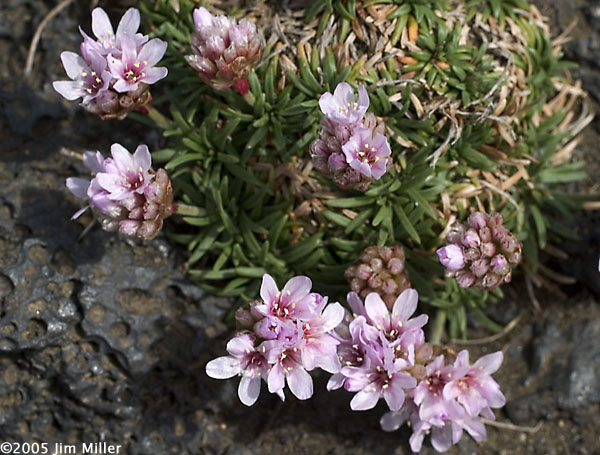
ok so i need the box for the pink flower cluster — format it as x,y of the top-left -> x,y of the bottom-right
330,290 -> 505,453
206,274 -> 344,405
66,143 -> 175,240
185,7 -> 264,95
310,83 -> 392,190
436,211 -> 522,290
53,8 -> 168,119
206,276 -> 506,452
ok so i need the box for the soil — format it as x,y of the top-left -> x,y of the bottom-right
0,0 -> 599,454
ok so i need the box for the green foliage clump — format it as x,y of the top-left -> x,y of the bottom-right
138,0 -> 590,338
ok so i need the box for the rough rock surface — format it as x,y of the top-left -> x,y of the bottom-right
0,0 -> 599,454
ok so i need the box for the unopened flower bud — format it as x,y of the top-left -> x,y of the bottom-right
436,245 -> 466,271
508,251 -> 522,265
382,278 -> 399,295
481,272 -> 502,289
500,235 -> 518,253
491,226 -> 509,241
367,274 -> 383,289
456,271 -> 476,288
479,226 -> 492,243
481,242 -> 496,257
356,264 -> 373,280
488,212 -> 504,227
388,257 -> 404,274
468,211 -> 488,230
490,255 -> 509,275
328,152 -> 348,173
370,258 -> 384,273
462,229 -> 481,248
464,248 -> 481,262
470,259 -> 489,277
235,305 -> 255,329
346,244 -> 411,307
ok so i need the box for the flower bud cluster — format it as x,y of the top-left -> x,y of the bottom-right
53,8 -> 168,119
310,83 -> 392,190
345,245 -> 411,308
436,211 -> 522,290
205,274 -> 344,405
330,290 -> 506,453
66,143 -> 175,240
185,7 -> 264,95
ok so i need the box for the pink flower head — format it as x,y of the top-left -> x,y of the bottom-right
342,127 -> 391,179
108,36 -> 168,93
80,7 -> 148,58
95,144 -> 153,201
444,350 -> 505,417
319,83 -> 369,125
186,7 -> 264,93
343,343 -> 416,411
253,274 -> 319,321
436,245 -> 466,271
53,51 -> 112,104
205,333 -> 269,406
413,355 -> 467,427
299,301 -> 345,373
362,290 -> 428,346
264,339 -> 313,401
66,151 -> 120,219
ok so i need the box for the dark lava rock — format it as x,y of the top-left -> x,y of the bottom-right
505,302 -> 600,425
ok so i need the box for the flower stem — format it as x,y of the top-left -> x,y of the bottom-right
174,203 -> 206,217
146,106 -> 172,130
429,310 -> 446,345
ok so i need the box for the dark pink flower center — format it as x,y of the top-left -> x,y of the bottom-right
124,60 -> 147,83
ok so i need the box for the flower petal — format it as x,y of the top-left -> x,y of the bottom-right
260,274 -> 279,304
205,356 -> 241,379
60,51 -> 88,79
53,80 -> 84,101
391,288 -> 418,325
141,66 -> 168,85
431,424 -> 454,453
281,275 -> 312,304
91,8 -> 114,40
116,8 -> 140,38
83,151 -> 106,174
364,292 -> 390,330
110,143 -> 134,172
132,144 -> 152,172
238,374 -> 261,406
350,387 -> 380,411
473,351 -> 503,375
66,177 -> 89,198
383,382 -> 405,411
287,364 -> 313,400
380,410 -> 406,432
138,38 -> 168,68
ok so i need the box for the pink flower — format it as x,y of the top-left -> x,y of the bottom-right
53,51 -> 112,104
107,36 -> 168,93
80,7 -> 148,58
342,127 -> 391,179
253,274 -> 319,321
318,83 -> 369,125
94,144 -> 153,200
444,350 -> 505,417
65,144 -> 174,240
205,333 -> 269,406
